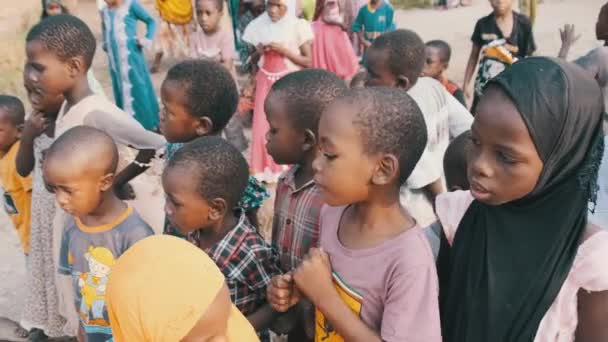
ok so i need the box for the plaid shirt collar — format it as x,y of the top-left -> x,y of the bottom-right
279,165 -> 316,194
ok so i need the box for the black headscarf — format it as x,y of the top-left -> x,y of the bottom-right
439,57 -> 605,342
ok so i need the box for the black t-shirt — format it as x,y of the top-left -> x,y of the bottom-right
471,11 -> 536,58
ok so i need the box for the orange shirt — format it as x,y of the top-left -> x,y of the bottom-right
0,141 -> 32,253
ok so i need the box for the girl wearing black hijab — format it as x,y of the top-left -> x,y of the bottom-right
435,57 -> 608,341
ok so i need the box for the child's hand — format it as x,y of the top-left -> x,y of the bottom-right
362,39 -> 372,49
464,86 -> 472,100
267,42 -> 288,56
267,274 -> 300,312
559,24 -> 580,47
293,248 -> 334,305
22,111 -> 49,139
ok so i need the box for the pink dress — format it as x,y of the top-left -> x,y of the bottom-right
436,190 -> 608,342
312,20 -> 359,80
243,12 -> 314,182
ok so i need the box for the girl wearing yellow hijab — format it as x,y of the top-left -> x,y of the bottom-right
106,235 -> 259,342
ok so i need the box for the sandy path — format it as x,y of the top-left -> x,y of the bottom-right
0,0 -> 605,340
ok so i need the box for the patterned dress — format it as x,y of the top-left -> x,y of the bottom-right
102,0 -> 160,131
20,134 -> 66,337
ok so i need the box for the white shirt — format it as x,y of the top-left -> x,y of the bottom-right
401,77 -> 473,226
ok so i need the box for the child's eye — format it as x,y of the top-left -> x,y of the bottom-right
324,153 -> 337,160
469,135 -> 481,147
497,151 -> 516,164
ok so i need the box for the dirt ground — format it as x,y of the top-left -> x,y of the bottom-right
0,0 -> 605,340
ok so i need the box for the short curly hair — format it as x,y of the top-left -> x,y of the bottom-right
371,29 -> 426,85
164,60 -> 239,134
26,14 -> 96,69
426,39 -> 452,64
336,87 -> 427,185
0,95 -> 25,126
269,69 -> 347,133
165,136 -> 249,209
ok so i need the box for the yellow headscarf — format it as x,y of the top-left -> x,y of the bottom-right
107,235 -> 259,342
156,0 -> 193,25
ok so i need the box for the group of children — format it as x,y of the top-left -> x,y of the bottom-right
2,0 -> 608,341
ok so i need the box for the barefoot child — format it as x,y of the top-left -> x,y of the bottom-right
364,30 -> 472,226
437,57 -> 608,342
159,60 -> 268,234
462,0 -> 535,111
0,96 -> 31,258
265,69 -> 347,341
102,0 -> 160,131
423,40 -> 466,106
269,88 -> 442,341
311,0 -> 359,80
243,0 -> 313,182
17,79 -> 66,340
44,126 -> 154,342
162,137 -> 281,341
107,235 -> 259,341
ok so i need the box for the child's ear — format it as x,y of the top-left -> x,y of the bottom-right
302,129 -> 317,152
67,56 -> 86,78
195,117 -> 214,137
99,173 -> 115,192
371,154 -> 399,186
395,75 -> 411,90
208,198 -> 228,222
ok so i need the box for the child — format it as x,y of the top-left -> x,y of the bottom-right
102,0 -> 160,131
351,0 -> 394,55
236,0 -> 265,73
42,0 -> 106,98
151,0 -> 193,73
311,0 -> 359,80
268,88 -> 442,341
191,0 -> 237,77
265,69 -> 347,340
25,15 -> 166,334
364,29 -> 472,227
162,137 -> 281,341
437,57 -> 608,342
463,0 -> 536,110
423,40 -> 466,106
159,60 -> 268,235
17,78 -> 66,340
44,126 -> 154,342
242,0 -> 313,183
443,130 -> 469,192
0,96 -> 32,258
107,235 -> 259,341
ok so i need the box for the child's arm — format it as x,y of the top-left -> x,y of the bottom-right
462,44 -> 481,100
131,0 -> 157,48
267,41 -> 312,68
293,248 -> 383,342
247,303 -> 278,331
575,289 -> 608,341
16,111 -> 48,177
352,8 -> 369,48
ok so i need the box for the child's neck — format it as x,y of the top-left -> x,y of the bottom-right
339,189 -> 416,250
494,9 -> 512,20
79,192 -> 127,227
369,0 -> 381,8
196,212 -> 239,250
0,141 -> 16,159
65,77 -> 94,111
294,152 -> 316,189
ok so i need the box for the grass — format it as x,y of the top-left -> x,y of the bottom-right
391,0 -> 434,9
0,12 -> 37,104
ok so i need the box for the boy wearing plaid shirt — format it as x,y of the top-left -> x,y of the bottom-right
162,137 -> 281,342
265,70 -> 348,341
